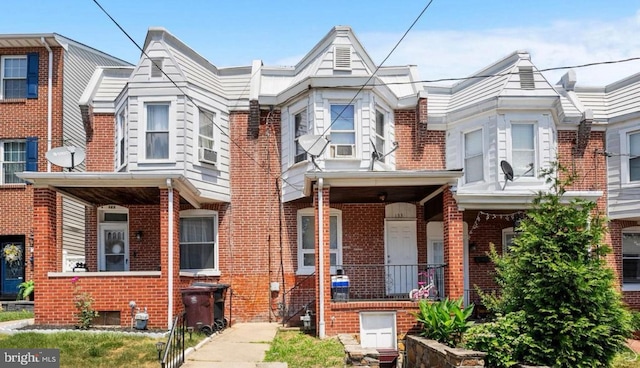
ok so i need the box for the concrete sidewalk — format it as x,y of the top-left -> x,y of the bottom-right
182,322 -> 286,368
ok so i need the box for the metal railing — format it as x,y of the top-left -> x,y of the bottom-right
464,287 -> 501,319
280,273 -> 316,326
336,264 -> 446,301
160,311 -> 186,368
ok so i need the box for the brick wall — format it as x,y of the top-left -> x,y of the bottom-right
86,113 -> 115,171
0,46 -> 65,293
394,107 -> 445,170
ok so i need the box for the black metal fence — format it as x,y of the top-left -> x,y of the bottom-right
280,272 -> 315,326
335,264 -> 446,301
160,311 -> 186,368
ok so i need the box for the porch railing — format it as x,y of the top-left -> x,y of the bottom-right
160,311 -> 186,368
336,264 -> 446,301
280,272 -> 315,326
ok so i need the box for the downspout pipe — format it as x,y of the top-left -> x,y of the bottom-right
318,178 -> 326,338
40,37 -> 53,172
167,178 -> 174,328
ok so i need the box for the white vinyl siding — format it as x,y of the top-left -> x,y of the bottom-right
464,129 -> 483,183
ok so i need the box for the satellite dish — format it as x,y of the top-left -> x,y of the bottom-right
369,139 -> 399,171
46,146 -> 85,170
298,135 -> 329,156
500,160 -> 514,190
298,134 -> 330,170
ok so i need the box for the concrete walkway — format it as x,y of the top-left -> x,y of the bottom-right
182,322 -> 286,368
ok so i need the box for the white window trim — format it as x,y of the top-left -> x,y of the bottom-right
327,101 -> 359,160
619,127 -> 640,187
296,207 -> 343,275
292,107 -> 309,166
97,205 -> 129,272
180,209 -> 220,275
116,107 -> 127,171
506,120 -> 538,181
0,55 -> 27,100
463,127 -> 485,184
502,227 -> 516,253
373,108 -> 387,161
194,106 -> 218,166
138,96 -> 177,163
0,140 -> 26,185
622,227 -> 640,291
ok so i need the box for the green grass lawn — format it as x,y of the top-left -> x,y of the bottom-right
0,310 -> 33,322
264,330 -> 344,368
613,349 -> 640,368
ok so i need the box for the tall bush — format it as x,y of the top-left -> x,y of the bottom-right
466,164 -> 631,367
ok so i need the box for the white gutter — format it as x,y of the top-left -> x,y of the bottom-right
167,178 -> 174,328
318,178 -> 325,338
40,37 -> 53,172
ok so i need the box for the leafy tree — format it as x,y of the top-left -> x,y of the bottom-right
466,164 -> 632,367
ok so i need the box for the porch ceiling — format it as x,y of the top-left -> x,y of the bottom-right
326,185 -> 443,204
57,186 -> 164,205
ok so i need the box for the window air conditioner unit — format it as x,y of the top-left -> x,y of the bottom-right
330,144 -> 355,158
199,147 -> 217,165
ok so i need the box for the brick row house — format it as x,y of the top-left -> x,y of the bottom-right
0,34 -> 128,300
15,26 -> 640,351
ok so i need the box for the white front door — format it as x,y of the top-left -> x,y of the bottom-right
99,224 -> 128,271
385,220 -> 417,295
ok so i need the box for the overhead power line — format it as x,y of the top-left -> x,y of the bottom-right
91,0 -> 304,192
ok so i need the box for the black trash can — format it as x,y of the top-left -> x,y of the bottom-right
181,287 -> 213,332
191,283 -> 230,330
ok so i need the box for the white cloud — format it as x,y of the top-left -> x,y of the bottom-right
274,10 -> 640,88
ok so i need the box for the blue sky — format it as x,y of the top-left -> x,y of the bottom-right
2,0 -> 640,86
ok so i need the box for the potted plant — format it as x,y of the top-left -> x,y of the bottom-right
2,244 -> 22,266
18,280 -> 34,301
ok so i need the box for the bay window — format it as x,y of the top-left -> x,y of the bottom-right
630,132 -> 640,182
374,110 -> 385,162
330,104 -> 355,158
294,109 -> 308,163
145,103 -> 169,160
511,123 -> 535,177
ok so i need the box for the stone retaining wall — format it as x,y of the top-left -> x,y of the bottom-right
405,335 -> 486,368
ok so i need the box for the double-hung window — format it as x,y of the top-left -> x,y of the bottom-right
2,141 -> 25,184
294,109 -> 308,163
623,230 -> 640,285
511,123 -> 535,177
464,129 -> 483,183
629,132 -> 640,182
297,208 -> 342,274
374,110 -> 385,162
116,109 -> 126,168
1,56 -> 27,99
330,104 -> 355,158
145,103 -> 169,159
199,109 -> 215,152
180,210 -> 218,271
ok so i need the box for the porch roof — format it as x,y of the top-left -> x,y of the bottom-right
17,172 -> 202,208
303,169 -> 463,203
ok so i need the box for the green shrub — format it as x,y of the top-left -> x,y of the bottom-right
464,311 -> 533,368
413,297 -> 474,347
484,164 -> 632,367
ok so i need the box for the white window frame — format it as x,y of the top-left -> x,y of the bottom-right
97,205 -> 129,272
0,55 -> 27,100
297,208 -> 342,275
1,140 -> 26,185
373,108 -> 386,162
293,108 -> 309,164
116,107 -> 126,170
138,97 -> 177,163
620,128 -> 640,186
622,227 -> 640,291
179,209 -> 220,276
509,122 -> 537,178
463,128 -> 484,183
329,103 -> 357,159
502,227 -> 516,253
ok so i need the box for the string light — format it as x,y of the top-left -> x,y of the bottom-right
469,211 -> 525,235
